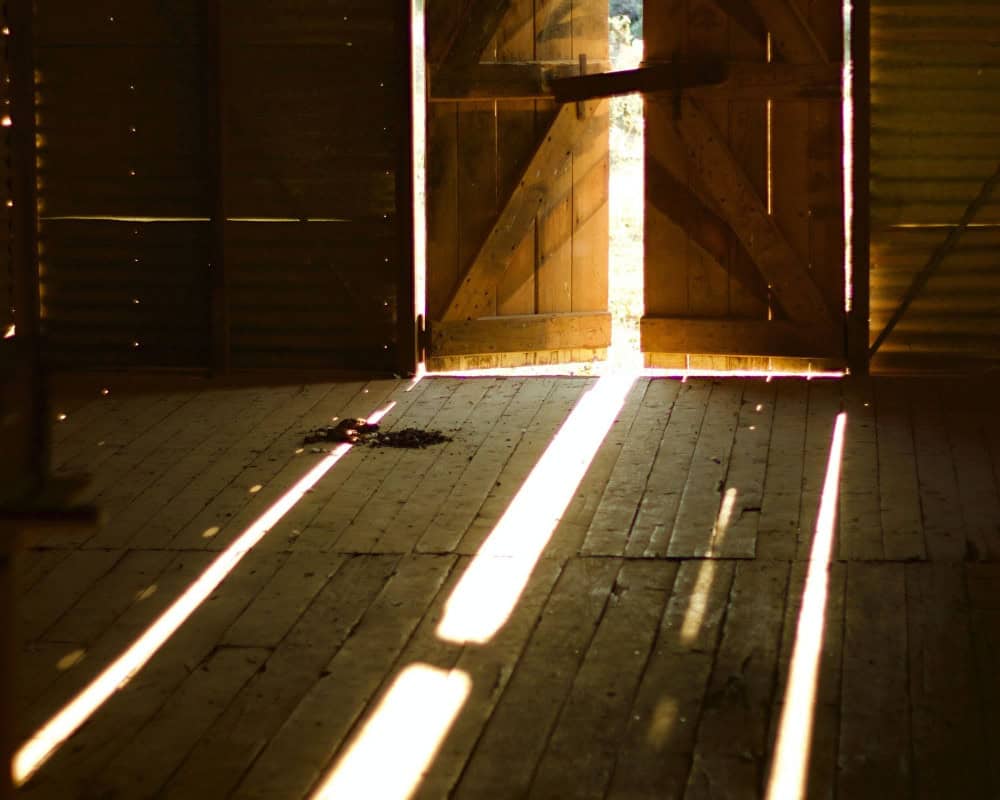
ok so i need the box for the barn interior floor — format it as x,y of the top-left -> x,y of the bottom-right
13,373 -> 1000,799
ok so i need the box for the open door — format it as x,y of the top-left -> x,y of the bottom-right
641,0 -> 847,371
424,0 -> 612,371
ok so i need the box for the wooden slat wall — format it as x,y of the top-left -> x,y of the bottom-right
1,14 -> 11,339
34,1 -> 209,368
644,0 -> 845,369
426,0 -> 609,333
32,1 -> 413,372
870,1 -> 1000,372
222,1 -> 410,371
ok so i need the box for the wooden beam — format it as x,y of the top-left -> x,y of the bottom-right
395,0 -> 418,376
552,62 -> 840,104
848,0 -> 871,375
747,0 -> 830,65
551,62 -> 728,103
641,317 -> 841,359
438,0 -> 517,67
430,61 -> 610,102
646,158 -> 775,313
8,0 -> 47,484
869,164 -> 1000,360
443,103 -> 605,321
431,311 -> 611,356
709,0 -> 767,45
205,1 -> 229,373
674,96 -> 837,330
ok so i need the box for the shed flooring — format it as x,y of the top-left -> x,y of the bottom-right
13,374 -> 1000,799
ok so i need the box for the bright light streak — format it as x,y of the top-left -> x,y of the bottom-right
12,401 -> 398,786
842,0 -> 855,312
680,488 -> 738,642
766,412 -> 847,800
432,367 -> 844,380
3,323 -> 14,339
310,664 -> 470,800
437,373 -> 635,644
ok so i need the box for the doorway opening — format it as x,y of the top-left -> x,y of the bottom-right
606,2 -> 645,372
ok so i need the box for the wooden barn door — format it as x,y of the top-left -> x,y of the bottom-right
642,1 -> 847,370
424,0 -> 611,370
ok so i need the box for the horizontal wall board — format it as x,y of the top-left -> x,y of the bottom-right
641,317 -> 842,360
430,312 -> 612,357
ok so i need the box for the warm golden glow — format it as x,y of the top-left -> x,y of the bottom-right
12,401 -> 398,786
437,373 -> 635,644
766,412 -> 847,800
680,488 -> 737,642
3,323 -> 14,339
310,664 -> 470,800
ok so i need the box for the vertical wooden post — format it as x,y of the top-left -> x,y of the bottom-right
5,2 -> 41,794
396,0 -> 419,376
848,0 -> 871,375
205,0 -> 229,372
8,0 -> 45,482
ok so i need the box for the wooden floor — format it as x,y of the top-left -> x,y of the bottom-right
12,374 -> 1000,799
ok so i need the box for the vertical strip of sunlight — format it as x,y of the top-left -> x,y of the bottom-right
437,373 -> 636,644
411,0 -> 427,329
842,0 -> 854,312
310,664 -> 470,800
12,402 -> 398,786
766,412 -> 847,800
679,487 -> 737,642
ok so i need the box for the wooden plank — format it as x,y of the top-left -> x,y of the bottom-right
205,0 -> 228,372
438,0 -> 517,67
910,386 -> 966,560
161,555 -> 399,799
41,549 -> 175,647
582,380 -> 674,555
609,559 -> 736,798
874,380 -> 926,560
946,399 -> 1000,561
453,558 -> 620,798
454,378 -> 592,555
18,550 -> 123,643
19,549 -> 284,796
444,104 -> 602,321
675,95 -> 838,329
641,317 -> 838,359
372,379 -> 521,553
838,562 -> 911,798
798,378 -> 842,561
757,379 -> 808,559
838,379 -> 884,560
426,104 -> 461,319
714,379 -> 776,557
906,563 -> 990,798
229,554 -> 456,800
686,561 -> 789,796
415,378 -> 557,554
634,380 -> 713,557
966,564 -> 1000,796
432,311 -> 611,356
768,559 -> 846,799
748,0 -> 830,64
87,646 -> 269,799
667,380 -> 743,557
530,561 -> 677,798
336,378 -> 493,553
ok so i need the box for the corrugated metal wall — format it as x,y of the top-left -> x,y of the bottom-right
36,2 -> 210,368
33,0 -> 412,372
224,1 -> 408,371
870,1 -> 1000,371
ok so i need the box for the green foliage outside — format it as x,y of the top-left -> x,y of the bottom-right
609,0 -> 642,37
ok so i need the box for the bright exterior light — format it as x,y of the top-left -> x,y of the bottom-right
437,373 -> 635,644
766,412 -> 847,800
12,401 -> 398,786
310,664 -> 470,800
